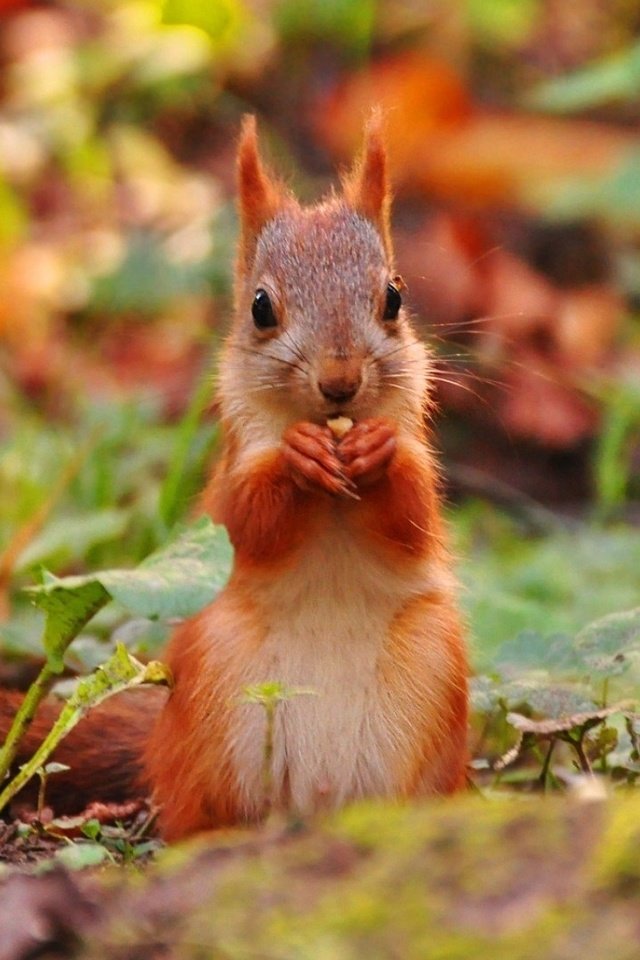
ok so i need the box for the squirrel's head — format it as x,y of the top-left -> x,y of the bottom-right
225,113 -> 429,430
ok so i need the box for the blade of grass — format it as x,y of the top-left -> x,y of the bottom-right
159,362 -> 217,531
0,432 -> 99,620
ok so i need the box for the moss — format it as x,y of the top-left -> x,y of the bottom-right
590,794 -> 640,895
78,793 -> 640,959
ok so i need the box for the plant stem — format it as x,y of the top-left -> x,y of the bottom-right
262,701 -> 275,816
538,738 -> 556,792
626,715 -> 640,761
0,660 -> 55,794
36,769 -> 47,820
568,730 -> 593,775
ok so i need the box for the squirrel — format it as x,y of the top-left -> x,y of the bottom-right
1,114 -> 468,841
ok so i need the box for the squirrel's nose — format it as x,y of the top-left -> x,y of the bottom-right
318,374 -> 361,404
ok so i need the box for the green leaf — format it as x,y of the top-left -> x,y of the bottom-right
162,0 -> 245,48
573,608 -> 640,679
491,604 -> 640,685
468,0 -> 539,47
81,819 -> 102,841
102,516 -> 232,618
17,509 -> 129,572
527,42 -> 640,113
53,842 -> 112,871
239,681 -> 317,707
42,762 -> 71,776
468,671 -> 598,726
91,231 -> 209,314
494,630 -> 581,678
0,177 -> 28,247
469,675 -> 501,714
455,508 -> 640,667
32,579 -> 110,673
499,679 -> 597,719
29,517 -> 232,624
541,152 -> 640,228
0,644 -> 171,813
274,0 -> 375,57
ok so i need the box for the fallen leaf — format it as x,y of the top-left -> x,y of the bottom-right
507,705 -> 634,736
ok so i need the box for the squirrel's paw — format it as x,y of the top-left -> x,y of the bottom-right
283,422 -> 357,498
338,418 -> 396,487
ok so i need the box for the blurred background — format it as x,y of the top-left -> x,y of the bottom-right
0,0 -> 639,675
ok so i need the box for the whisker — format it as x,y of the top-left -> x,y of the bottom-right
466,244 -> 503,268
245,383 -> 279,395
426,316 -> 494,332
230,344 -> 306,375
432,361 -> 507,389
370,340 -> 416,365
429,375 -> 495,408
280,330 -> 309,365
385,383 -> 415,395
506,357 -> 578,389
432,351 -> 482,362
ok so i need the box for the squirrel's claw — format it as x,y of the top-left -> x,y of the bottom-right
283,422 -> 352,498
339,418 -> 397,487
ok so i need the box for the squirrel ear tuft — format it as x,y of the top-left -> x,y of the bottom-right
237,115 -> 285,267
342,109 -> 392,256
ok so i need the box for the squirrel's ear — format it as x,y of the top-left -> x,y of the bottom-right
237,115 -> 284,268
342,110 -> 392,256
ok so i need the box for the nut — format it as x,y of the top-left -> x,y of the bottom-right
326,416 -> 354,439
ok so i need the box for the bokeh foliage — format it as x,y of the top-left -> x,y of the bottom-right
0,0 -> 639,800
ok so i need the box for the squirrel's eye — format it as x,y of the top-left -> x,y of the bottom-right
383,283 -> 402,321
252,289 -> 278,330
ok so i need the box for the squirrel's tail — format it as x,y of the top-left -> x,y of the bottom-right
0,687 -> 166,815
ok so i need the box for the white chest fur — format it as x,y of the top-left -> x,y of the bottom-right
226,520 -> 433,817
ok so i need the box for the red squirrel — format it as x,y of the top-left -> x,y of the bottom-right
2,115 -> 468,840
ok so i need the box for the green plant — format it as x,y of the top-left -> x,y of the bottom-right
592,379 -> 640,518
80,817 -> 160,865
0,518 -> 232,814
471,608 -> 640,790
239,681 -> 316,817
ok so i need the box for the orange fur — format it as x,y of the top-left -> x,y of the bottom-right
236,115 -> 292,276
211,448 -> 315,567
341,109 -> 392,257
0,114 -> 468,836
144,611 -> 247,839
350,437 -> 445,561
393,598 -> 469,796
